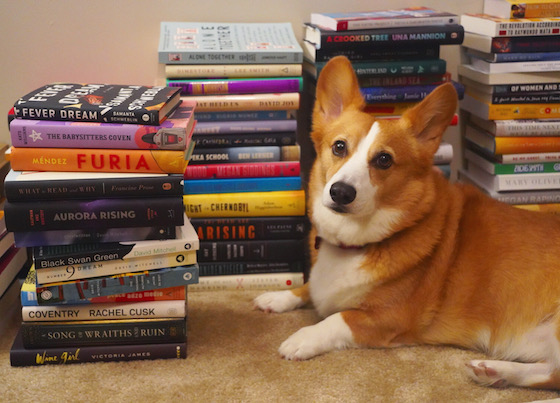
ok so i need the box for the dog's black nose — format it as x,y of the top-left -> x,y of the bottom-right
330,181 -> 356,205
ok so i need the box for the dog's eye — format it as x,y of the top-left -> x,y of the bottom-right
373,152 -> 393,169
332,140 -> 347,157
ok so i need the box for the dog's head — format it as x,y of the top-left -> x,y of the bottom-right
308,56 -> 458,247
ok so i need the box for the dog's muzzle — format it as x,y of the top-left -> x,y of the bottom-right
329,181 -> 356,213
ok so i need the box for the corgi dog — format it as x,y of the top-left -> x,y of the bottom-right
254,56 -> 560,390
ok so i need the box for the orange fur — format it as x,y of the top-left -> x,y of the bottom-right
256,56 -> 560,390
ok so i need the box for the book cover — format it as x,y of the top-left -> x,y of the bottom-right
461,13 -> 560,37
0,247 -> 30,299
195,110 -> 296,122
198,260 -> 305,276
21,317 -> 187,348
198,239 -> 305,262
461,93 -> 560,120
465,148 -> 560,175
14,224 -> 177,248
165,63 -> 303,79
10,328 -> 187,366
5,146 -> 189,174
308,59 -> 447,78
191,216 -> 310,241
158,22 -> 303,64
468,114 -> 560,136
483,0 -> 560,19
193,119 -> 297,134
36,250 -> 197,284
189,145 -> 300,165
21,265 -> 186,306
188,272 -> 304,292
9,101 -> 196,150
22,300 -> 186,322
304,23 -> 464,50
36,264 -> 199,304
192,132 -> 297,148
184,161 -> 300,179
5,196 -> 184,232
184,176 -> 302,195
167,77 -> 302,95
4,170 -> 184,202
310,7 -> 459,31
12,84 -> 181,125
33,218 -> 198,268
183,189 -> 306,217
360,81 -> 464,103
183,93 -> 300,112
463,31 -> 560,53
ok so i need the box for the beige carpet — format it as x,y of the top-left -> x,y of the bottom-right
0,280 -> 559,403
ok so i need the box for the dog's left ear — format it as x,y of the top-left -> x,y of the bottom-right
401,83 -> 458,156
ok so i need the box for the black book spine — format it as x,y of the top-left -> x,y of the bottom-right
198,239 -> 306,262
198,260 -> 305,276
192,132 -> 297,148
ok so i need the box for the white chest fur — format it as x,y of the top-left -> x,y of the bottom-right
309,241 -> 376,318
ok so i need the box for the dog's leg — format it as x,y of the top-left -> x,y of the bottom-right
254,284 -> 309,313
466,360 -> 560,389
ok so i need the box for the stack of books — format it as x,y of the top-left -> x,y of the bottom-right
5,83 -> 201,366
458,0 -> 560,211
0,142 -> 30,300
159,22 -> 310,291
303,6 -> 466,177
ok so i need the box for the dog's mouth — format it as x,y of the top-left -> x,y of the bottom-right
329,204 -> 349,214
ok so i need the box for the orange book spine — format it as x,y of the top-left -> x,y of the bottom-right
494,136 -> 560,154
6,147 -> 187,174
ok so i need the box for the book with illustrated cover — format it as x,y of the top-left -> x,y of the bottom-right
310,7 -> 459,31
12,84 -> 181,125
9,101 -> 196,150
158,22 -> 303,64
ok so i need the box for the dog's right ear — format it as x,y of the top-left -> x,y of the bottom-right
312,56 -> 365,132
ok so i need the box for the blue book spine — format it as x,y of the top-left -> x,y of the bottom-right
194,120 -> 298,134
492,51 -> 560,62
195,110 -> 296,122
184,177 -> 302,195
360,81 -> 464,103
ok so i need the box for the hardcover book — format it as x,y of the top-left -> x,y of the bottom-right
4,170 -> 184,202
483,0 -> 560,19
465,148 -> 560,175
5,147 -> 189,174
194,110 -> 296,122
10,328 -> 187,366
193,119 -> 297,134
468,57 -> 560,74
310,7 -> 459,31
188,272 -> 304,292
360,81 -> 464,103
460,13 -> 560,37
192,132 -> 296,148
4,196 -> 184,232
184,161 -> 301,179
305,59 -> 447,79
465,162 -> 560,192
164,64 -> 303,79
198,239 -> 305,262
462,31 -> 560,53
461,93 -> 560,120
189,145 -> 300,165
167,77 -> 302,95
183,93 -> 300,112
9,101 -> 196,150
468,114 -> 560,136
458,64 -> 560,85
198,260 -> 306,276
158,22 -> 303,64
183,176 -> 302,194
12,84 -> 181,125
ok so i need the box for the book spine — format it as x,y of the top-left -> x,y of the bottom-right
160,51 -> 303,65
192,132 -> 297,148
189,145 -> 300,165
198,260 -> 305,276
182,93 -> 300,112
472,59 -> 560,73
190,216 -> 310,241
494,137 -> 560,154
462,95 -> 560,120
167,77 -> 303,95
6,147 -> 188,174
184,161 -> 301,179
11,337 -> 187,366
358,72 -> 451,87
22,300 -> 186,322
188,272 -> 304,292
35,251 -> 197,283
491,93 -> 560,104
14,225 -> 176,248
36,264 -> 199,304
490,35 -> 560,53
21,318 -> 187,348
315,59 -> 447,77
9,116 -> 190,150
360,81 -> 464,103
495,172 -> 560,191
4,173 -> 184,202
183,190 -> 306,218
434,142 -> 454,165
310,45 -> 440,62
313,24 -> 464,50
195,110 -> 296,122
193,119 -> 297,134
490,51 -> 560,62
183,177 -> 302,195
165,64 -> 303,79
494,120 -> 560,136
340,15 -> 460,31
198,239 -> 305,262
495,161 -> 560,175
0,248 -> 29,299
5,197 -> 184,232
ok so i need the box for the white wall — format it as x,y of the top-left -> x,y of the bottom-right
0,0 -> 483,173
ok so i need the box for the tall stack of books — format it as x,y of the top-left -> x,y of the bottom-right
5,83 -> 201,366
302,6 -> 466,178
458,0 -> 560,211
0,142 -> 30,300
158,22 -> 309,292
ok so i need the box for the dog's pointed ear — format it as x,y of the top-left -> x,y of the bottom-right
312,56 -> 365,130
401,83 -> 458,156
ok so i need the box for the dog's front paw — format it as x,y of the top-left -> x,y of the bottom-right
279,313 -> 356,360
465,360 -> 510,388
253,290 -> 304,313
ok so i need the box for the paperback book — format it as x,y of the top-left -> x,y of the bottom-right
167,77 -> 302,95
183,93 -> 300,112
198,239 -> 306,262
164,64 -> 303,79
483,0 -> 560,19
183,176 -> 302,194
198,260 -> 306,276
462,32 -> 560,53
189,145 -> 300,165
184,161 -> 300,179
193,119 -> 297,134
460,13 -> 560,37
468,114 -> 560,136
192,132 -> 296,148
189,272 -> 304,292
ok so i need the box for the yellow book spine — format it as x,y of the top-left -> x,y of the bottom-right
487,103 -> 560,120
183,190 -> 306,217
